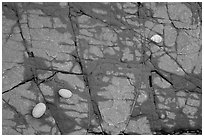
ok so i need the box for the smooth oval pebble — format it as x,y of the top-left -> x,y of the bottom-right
32,103 -> 46,118
151,34 -> 163,43
58,89 -> 73,98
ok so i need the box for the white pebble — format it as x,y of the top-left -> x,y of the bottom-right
151,34 -> 163,43
32,103 -> 46,118
58,89 -> 73,98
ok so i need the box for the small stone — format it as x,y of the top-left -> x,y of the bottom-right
58,89 -> 73,98
32,103 -> 46,118
151,34 -> 163,43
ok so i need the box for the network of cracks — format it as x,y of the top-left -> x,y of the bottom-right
2,2 -> 202,135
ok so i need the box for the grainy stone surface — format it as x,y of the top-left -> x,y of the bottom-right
2,2 -> 202,135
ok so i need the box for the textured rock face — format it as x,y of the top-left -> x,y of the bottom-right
2,2 -> 201,135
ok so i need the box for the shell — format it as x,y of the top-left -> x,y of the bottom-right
58,89 -> 73,98
32,103 -> 46,118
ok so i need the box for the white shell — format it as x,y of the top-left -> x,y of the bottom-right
58,89 -> 73,98
32,103 -> 46,118
151,34 -> 163,43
